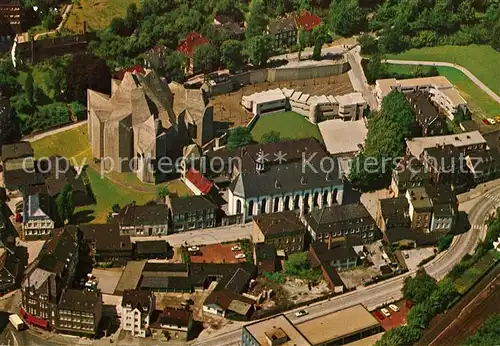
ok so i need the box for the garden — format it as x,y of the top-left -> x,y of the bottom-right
250,112 -> 323,143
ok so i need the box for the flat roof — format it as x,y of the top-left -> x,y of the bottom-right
439,87 -> 467,106
295,304 -> 380,345
242,88 -> 286,104
244,314 -> 310,346
319,119 -> 367,155
114,260 -> 147,294
336,92 -> 366,106
376,76 -> 454,97
406,131 -> 486,157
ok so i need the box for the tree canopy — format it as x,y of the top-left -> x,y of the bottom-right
403,269 -> 438,305
221,40 -> 245,73
56,184 -> 74,224
328,0 -> 367,37
227,127 -> 253,149
463,314 -> 500,346
193,44 -> 220,73
246,35 -> 272,67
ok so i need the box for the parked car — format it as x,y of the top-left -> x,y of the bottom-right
483,119 -> 490,125
235,253 -> 246,259
487,118 -> 496,125
381,308 -> 391,317
373,311 -> 385,320
295,309 -> 309,317
188,246 -> 200,252
496,116 -> 500,123
231,246 -> 241,251
389,304 -> 400,312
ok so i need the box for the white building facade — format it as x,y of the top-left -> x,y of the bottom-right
121,291 -> 155,338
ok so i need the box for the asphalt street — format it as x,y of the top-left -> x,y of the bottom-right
191,185 -> 500,346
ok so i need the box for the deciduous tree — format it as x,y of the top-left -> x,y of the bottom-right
221,40 -> 245,73
227,127 -> 253,149
56,184 -> 74,224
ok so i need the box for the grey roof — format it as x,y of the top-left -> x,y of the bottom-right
169,195 -> 216,215
310,240 -> 358,263
135,240 -> 170,255
117,203 -> 169,226
122,289 -> 153,310
393,155 -> 430,185
268,16 -> 297,35
253,211 -> 304,237
433,203 -> 454,218
3,169 -> 45,190
224,268 -> 252,294
305,204 -> 374,233
379,197 -> 411,226
23,193 -> 56,222
1,142 -> 33,161
59,289 -> 101,313
139,276 -> 191,291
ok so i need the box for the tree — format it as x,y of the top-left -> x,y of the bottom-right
0,61 -> 20,98
402,269 -> 438,305
165,51 -> 186,83
62,53 -> 111,104
156,186 -> 170,199
375,325 -> 421,346
246,0 -> 268,39
437,234 -> 454,252
312,35 -> 325,60
25,71 -> 35,106
111,204 -> 121,213
365,53 -> 388,84
246,35 -> 271,67
0,96 -> 15,147
56,184 -> 74,224
227,127 -> 253,149
428,279 -> 459,313
193,44 -> 220,73
463,314 -> 500,346
221,40 -> 244,73
358,33 -> 379,54
284,252 -> 309,275
261,130 -> 281,144
407,302 -> 434,328
329,0 -> 367,37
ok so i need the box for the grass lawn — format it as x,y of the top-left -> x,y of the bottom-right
453,250 -> 498,294
385,45 -> 500,95
17,63 -> 56,101
66,0 -> 141,32
250,111 -> 323,143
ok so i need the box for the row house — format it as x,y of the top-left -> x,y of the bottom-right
116,202 -> 169,236
121,290 -> 156,337
404,91 -> 447,137
166,195 -> 217,232
55,289 -> 102,336
79,223 -> 133,265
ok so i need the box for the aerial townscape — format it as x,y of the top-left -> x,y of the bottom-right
0,0 -> 499,345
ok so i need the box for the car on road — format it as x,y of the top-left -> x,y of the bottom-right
188,246 -> 200,252
295,310 -> 309,317
231,246 -> 241,251
235,253 -> 246,259
389,304 -> 400,312
381,308 -> 391,317
496,116 -> 500,123
487,118 -> 496,125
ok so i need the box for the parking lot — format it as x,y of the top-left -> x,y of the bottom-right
189,242 -> 247,264
372,300 -> 411,330
402,247 -> 437,270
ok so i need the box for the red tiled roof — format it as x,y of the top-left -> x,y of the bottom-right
185,168 -> 213,194
176,32 -> 209,58
295,10 -> 322,31
114,65 -> 145,80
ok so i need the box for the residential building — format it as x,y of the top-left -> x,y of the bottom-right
150,307 -> 193,341
405,131 -> 486,158
176,32 -> 210,74
0,0 -> 22,40
55,289 -> 102,336
465,148 -> 500,182
225,138 -> 344,221
253,243 -> 278,274
116,202 -> 169,236
134,240 -> 170,260
391,155 -> 431,197
183,167 -> 216,196
21,227 -> 79,330
121,290 -> 155,337
0,245 -> 19,293
376,197 -> 411,232
294,9 -> 322,32
405,187 -> 432,231
267,16 -> 298,50
242,314 -> 311,346
22,192 -> 57,240
309,238 -> 359,271
203,288 -> 255,318
1,141 -> 33,171
405,91 -> 447,136
420,144 -> 469,187
213,13 -> 244,39
304,204 -> 378,244
79,223 -> 133,264
166,195 -> 216,232
189,262 -> 256,291
426,184 -> 458,233
252,211 -> 306,254
385,227 -> 439,248
375,76 -> 467,120
295,304 -> 382,345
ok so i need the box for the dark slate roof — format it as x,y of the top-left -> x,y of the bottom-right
310,240 -> 358,264
157,307 -> 191,328
423,144 -> 464,171
322,264 -> 346,288
37,227 -> 78,274
255,243 -> 277,261
139,276 -> 191,291
142,262 -> 187,273
4,170 -> 45,190
59,289 -> 101,313
466,148 -> 500,175
385,227 -> 439,246
393,154 -> 430,185
253,211 -> 304,237
189,262 -> 256,287
405,91 -> 444,129
203,288 -> 254,311
79,223 -> 132,252
483,130 -> 500,151
122,289 -> 153,310
135,240 -> 170,255
305,204 -> 374,233
379,197 -> 410,224
1,142 -> 33,161
41,156 -> 87,197
433,203 -> 454,217
223,268 -> 252,294
425,184 -> 457,206
117,203 -> 169,226
169,195 -> 216,215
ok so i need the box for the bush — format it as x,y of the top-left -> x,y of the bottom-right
358,34 -> 379,54
263,272 -> 286,284
437,234 -> 454,252
70,102 -> 86,120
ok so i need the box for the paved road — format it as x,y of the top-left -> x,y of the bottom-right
33,4 -> 73,40
347,46 -> 378,109
131,223 -> 252,247
191,185 -> 500,346
23,121 -> 87,142
384,59 -> 500,104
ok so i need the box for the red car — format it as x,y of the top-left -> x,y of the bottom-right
483,119 -> 490,125
373,311 -> 385,320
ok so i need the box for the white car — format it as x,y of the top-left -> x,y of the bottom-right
389,304 -> 400,312
487,118 -> 496,125
231,246 -> 241,251
235,253 -> 246,259
381,308 -> 391,317
295,310 -> 309,318
188,246 -> 200,252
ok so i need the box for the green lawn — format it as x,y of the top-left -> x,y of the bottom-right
66,0 -> 142,32
385,45 -> 500,95
453,250 -> 498,294
250,111 -> 323,143
385,64 -> 436,76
